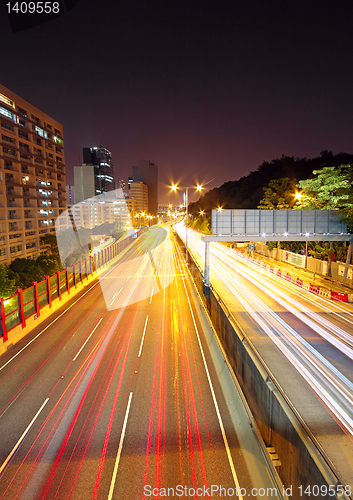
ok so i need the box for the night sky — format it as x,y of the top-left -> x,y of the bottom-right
1,0 -> 352,204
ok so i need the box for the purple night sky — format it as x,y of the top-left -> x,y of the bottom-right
1,0 -> 352,204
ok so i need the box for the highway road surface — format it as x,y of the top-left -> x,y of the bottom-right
0,227 -> 281,500
173,222 -> 353,489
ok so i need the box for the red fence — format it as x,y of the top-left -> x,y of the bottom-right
0,229 -> 146,342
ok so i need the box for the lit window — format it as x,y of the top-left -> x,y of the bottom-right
0,106 -> 15,121
0,94 -> 15,108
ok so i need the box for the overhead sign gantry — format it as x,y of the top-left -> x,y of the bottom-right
202,209 -> 353,286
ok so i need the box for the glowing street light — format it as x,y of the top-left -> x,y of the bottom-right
295,192 -> 302,201
170,182 -> 204,262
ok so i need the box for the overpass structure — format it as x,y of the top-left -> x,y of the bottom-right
202,209 -> 353,285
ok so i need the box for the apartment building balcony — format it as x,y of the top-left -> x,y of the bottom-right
8,211 -> 20,219
4,161 -> 17,172
7,199 -> 21,208
2,147 -> 18,158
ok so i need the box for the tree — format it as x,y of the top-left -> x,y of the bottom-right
36,254 -> 63,276
258,177 -> 298,210
295,165 -> 353,218
9,259 -> 45,289
0,265 -> 17,298
39,233 -> 59,254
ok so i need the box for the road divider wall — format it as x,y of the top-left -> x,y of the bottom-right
174,230 -> 351,500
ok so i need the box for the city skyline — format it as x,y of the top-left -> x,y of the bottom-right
0,1 -> 352,205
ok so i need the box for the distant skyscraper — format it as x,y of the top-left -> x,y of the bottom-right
132,160 -> 158,215
130,182 -> 148,214
66,184 -> 75,204
82,145 -> 115,195
0,83 -> 67,264
74,145 -> 115,203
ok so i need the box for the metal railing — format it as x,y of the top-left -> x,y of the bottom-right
0,228 -> 146,341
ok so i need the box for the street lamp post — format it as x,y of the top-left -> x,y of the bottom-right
185,186 -> 189,262
171,183 -> 202,263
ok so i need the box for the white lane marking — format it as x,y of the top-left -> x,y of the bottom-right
126,271 -> 133,282
138,316 -> 149,358
108,287 -> 123,308
179,261 -> 244,500
149,285 -> 154,304
107,392 -> 133,500
0,398 -> 50,476
72,318 -> 103,361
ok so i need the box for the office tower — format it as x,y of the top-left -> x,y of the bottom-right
132,160 -> 158,215
82,145 -> 115,195
0,83 -> 67,264
74,164 -> 99,203
130,182 -> 148,213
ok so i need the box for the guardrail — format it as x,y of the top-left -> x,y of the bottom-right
234,250 -> 351,303
0,229 -> 146,342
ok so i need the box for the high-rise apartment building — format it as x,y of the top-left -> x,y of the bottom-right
0,84 -> 67,264
132,160 -> 158,215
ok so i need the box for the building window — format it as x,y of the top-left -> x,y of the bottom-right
0,93 -> 15,108
19,141 -> 29,151
3,147 -> 16,156
17,106 -> 27,117
10,245 -> 22,253
0,249 -> 6,257
1,121 -> 14,131
0,106 -> 15,121
17,117 -> 27,127
2,134 -> 15,143
18,130 -> 29,140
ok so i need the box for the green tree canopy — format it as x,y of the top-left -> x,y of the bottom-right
9,259 -> 46,289
295,165 -> 353,223
36,254 -> 63,276
0,265 -> 17,299
257,177 -> 298,210
39,233 -> 59,254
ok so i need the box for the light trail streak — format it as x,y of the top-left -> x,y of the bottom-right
72,318 -> 103,361
174,223 -> 353,435
174,242 -> 243,499
0,398 -> 49,478
215,249 -> 353,357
